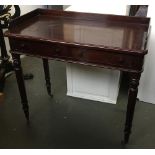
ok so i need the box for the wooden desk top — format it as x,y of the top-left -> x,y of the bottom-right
5,8 -> 150,55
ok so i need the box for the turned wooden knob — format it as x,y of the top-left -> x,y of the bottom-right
118,57 -> 124,64
78,49 -> 86,58
21,43 -> 25,48
78,51 -> 84,58
55,47 -> 61,52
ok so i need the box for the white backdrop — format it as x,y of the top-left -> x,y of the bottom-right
138,5 -> 155,104
19,5 -> 43,15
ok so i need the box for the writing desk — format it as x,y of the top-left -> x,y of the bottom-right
5,8 -> 150,144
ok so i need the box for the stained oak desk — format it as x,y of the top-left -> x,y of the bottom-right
5,8 -> 150,144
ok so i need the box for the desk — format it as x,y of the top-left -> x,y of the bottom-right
5,8 -> 150,144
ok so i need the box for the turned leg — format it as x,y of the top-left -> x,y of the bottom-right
123,72 -> 141,144
42,58 -> 52,96
12,53 -> 29,122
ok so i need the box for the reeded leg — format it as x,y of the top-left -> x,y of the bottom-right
123,72 -> 141,144
42,58 -> 52,96
12,53 -> 29,122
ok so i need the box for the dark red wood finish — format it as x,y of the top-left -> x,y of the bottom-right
5,8 -> 150,144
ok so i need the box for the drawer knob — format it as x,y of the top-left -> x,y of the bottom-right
118,57 -> 124,64
78,52 -> 84,57
55,48 -> 61,52
78,49 -> 86,58
21,43 -> 25,48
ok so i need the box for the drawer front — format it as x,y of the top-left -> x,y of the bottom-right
67,47 -> 143,71
11,39 -> 70,59
10,39 -> 144,71
83,50 -> 143,70
10,39 -> 88,61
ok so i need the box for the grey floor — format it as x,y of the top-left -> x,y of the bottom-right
0,57 -> 155,149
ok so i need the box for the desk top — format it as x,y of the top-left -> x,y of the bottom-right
5,8 -> 150,55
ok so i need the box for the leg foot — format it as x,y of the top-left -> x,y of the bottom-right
124,132 -> 129,144
22,102 -> 29,121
